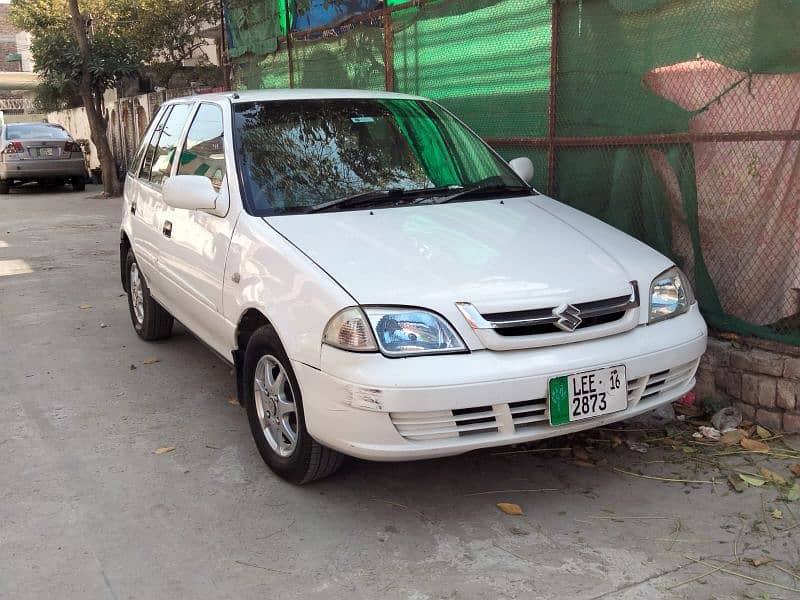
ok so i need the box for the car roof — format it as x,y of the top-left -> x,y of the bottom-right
5,122 -> 65,128
165,88 -> 428,105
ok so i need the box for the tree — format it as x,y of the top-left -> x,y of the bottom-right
11,0 -> 223,195
11,0 -> 141,196
130,0 -> 221,89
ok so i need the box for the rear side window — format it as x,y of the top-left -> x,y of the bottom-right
146,103 -> 192,186
7,124 -> 70,140
130,107 -> 168,177
139,107 -> 171,180
177,104 -> 225,191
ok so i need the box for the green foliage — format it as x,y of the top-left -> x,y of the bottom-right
11,0 -> 222,102
11,0 -> 143,109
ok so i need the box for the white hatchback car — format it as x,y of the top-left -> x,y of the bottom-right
120,90 -> 707,483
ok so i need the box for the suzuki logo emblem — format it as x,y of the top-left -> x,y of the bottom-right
552,303 -> 582,332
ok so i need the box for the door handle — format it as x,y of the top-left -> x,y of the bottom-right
162,221 -> 172,238
130,201 -> 136,215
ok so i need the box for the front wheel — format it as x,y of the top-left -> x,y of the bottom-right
0,180 -> 9,194
244,325 -> 344,484
126,250 -> 173,340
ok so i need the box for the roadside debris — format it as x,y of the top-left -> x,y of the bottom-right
142,358 -> 160,365
710,406 -> 742,433
153,446 -> 176,455
78,303 -> 92,309
694,426 -> 721,440
625,439 -> 649,453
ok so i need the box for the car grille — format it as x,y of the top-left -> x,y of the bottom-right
390,359 -> 700,442
479,292 -> 637,337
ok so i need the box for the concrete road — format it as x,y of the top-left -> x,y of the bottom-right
0,186 -> 794,599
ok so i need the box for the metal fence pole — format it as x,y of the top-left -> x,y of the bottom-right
547,0 -> 560,197
384,11 -> 395,92
283,0 -> 295,88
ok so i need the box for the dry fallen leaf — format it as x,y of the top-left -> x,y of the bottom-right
741,437 -> 770,453
752,557 -> 774,567
720,429 -> 747,446
771,508 -> 783,520
143,358 -> 160,365
496,502 -> 523,516
227,397 -> 240,406
756,425 -> 771,439
728,473 -> 747,493
788,483 -> 800,502
790,464 -> 800,477
79,304 -> 92,309
760,467 -> 787,486
739,473 -> 767,487
153,446 -> 176,455
718,332 -> 741,342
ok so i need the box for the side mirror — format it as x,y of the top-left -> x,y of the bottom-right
508,157 -> 534,183
163,175 -> 218,211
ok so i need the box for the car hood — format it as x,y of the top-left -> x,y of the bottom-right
264,196 -> 671,314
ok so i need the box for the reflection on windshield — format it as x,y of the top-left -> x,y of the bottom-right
233,99 -> 521,215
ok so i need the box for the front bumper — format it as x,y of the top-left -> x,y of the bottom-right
0,158 -> 88,180
295,304 -> 707,461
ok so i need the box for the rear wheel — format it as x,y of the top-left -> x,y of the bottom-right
72,176 -> 86,192
126,249 -> 173,341
244,325 -> 344,484
0,180 -> 9,194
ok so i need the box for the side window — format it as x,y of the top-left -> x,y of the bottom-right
177,104 -> 226,191
131,106 -> 168,178
147,103 -> 192,186
139,106 -> 171,181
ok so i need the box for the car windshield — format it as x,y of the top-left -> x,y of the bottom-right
6,124 -> 71,140
233,98 -> 528,215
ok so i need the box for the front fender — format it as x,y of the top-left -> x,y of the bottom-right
223,215 -> 356,368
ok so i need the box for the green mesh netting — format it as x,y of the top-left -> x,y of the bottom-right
293,27 -> 386,90
555,0 -> 800,344
226,0 -> 800,345
227,1 -> 281,58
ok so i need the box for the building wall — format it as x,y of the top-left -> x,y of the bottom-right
0,5 -> 22,72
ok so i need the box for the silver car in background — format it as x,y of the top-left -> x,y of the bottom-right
0,122 -> 89,194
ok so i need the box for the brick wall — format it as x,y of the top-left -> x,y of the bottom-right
696,338 -> 800,432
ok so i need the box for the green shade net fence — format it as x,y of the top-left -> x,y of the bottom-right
226,0 -> 800,346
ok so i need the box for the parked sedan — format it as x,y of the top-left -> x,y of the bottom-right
0,122 -> 89,193
120,90 -> 707,484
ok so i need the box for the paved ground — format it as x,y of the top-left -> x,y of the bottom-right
1,186 -> 798,599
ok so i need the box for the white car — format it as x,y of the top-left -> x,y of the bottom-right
120,90 -> 707,484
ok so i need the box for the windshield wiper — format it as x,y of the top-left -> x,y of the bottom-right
306,185 -> 462,213
415,183 -> 532,206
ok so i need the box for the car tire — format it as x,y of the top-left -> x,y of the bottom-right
72,177 -> 86,192
125,249 -> 173,341
0,180 -> 9,194
243,325 -> 344,484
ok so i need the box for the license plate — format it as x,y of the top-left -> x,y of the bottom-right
38,147 -> 53,157
549,365 -> 627,426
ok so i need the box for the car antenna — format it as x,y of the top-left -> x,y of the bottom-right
230,92 -> 240,100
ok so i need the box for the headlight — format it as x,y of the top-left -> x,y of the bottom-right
323,306 -> 467,356
364,307 -> 467,356
649,267 -> 695,323
322,307 -> 378,352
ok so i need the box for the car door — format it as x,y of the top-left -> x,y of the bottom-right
157,102 -> 239,356
127,105 -> 169,284
131,102 -> 193,303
